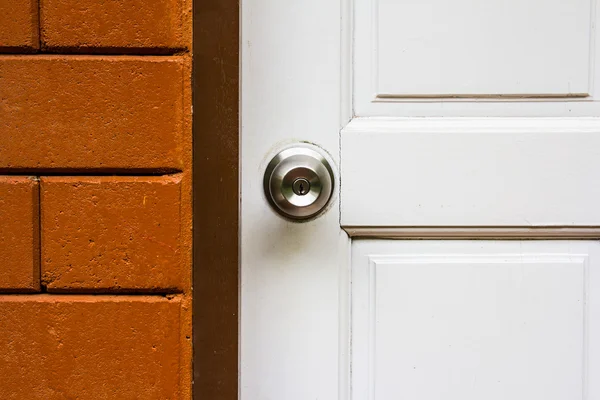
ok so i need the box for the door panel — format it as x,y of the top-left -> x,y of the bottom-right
353,240 -> 600,400
372,0 -> 590,97
354,0 -> 600,116
341,118 -> 600,228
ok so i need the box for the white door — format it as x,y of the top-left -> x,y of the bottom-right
241,0 -> 600,399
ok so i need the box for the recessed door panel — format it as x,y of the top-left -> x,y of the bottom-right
354,0 -> 600,116
353,241 -> 600,400
378,0 -> 591,97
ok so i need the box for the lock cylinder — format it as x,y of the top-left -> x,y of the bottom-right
263,146 -> 334,220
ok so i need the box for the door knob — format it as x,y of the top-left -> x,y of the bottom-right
263,146 -> 335,220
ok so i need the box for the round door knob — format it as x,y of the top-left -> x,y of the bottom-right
263,146 -> 335,220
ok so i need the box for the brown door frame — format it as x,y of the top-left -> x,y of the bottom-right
192,0 -> 239,398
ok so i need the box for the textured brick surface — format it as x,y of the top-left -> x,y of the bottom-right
0,295 -> 181,399
0,176 -> 39,291
0,56 -> 185,171
41,176 -> 182,292
0,0 -> 38,51
0,1 -> 193,395
41,0 -> 190,52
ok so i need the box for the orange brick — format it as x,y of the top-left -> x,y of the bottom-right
0,176 -> 39,291
0,0 -> 38,51
0,295 -> 181,399
40,0 -> 189,52
41,176 -> 182,292
0,56 -> 184,171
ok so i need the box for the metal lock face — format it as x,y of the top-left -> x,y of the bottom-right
263,146 -> 335,220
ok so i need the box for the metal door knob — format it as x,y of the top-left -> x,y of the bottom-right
264,146 -> 334,220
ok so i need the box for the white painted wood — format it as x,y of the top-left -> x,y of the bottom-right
353,240 -> 600,400
341,118 -> 600,228
354,0 -> 600,117
242,0 -> 600,398
378,0 -> 590,97
240,0 -> 350,399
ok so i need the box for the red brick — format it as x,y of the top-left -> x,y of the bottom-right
0,176 -> 39,291
0,56 -> 184,171
40,0 -> 190,52
0,0 -> 38,51
41,175 -> 182,292
0,295 -> 181,399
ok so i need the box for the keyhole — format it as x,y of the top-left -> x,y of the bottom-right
292,178 -> 311,196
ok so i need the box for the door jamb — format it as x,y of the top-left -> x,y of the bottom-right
192,0 -> 239,398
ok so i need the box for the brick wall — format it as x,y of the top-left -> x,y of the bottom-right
0,0 -> 192,398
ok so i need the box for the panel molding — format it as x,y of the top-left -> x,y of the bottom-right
344,226 -> 600,239
374,93 -> 592,100
342,116 -> 600,134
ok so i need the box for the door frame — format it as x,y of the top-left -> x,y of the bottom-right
193,0 -> 239,398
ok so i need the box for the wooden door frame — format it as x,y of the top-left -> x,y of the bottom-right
192,0 -> 239,398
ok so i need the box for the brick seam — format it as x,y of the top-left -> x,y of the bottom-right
35,0 -> 41,50
35,175 -> 42,292
40,47 -> 190,56
0,170 -> 182,176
